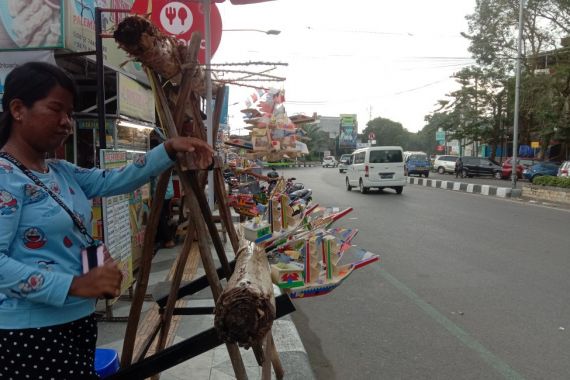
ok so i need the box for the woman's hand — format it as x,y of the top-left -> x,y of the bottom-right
164,137 -> 215,169
69,261 -> 123,299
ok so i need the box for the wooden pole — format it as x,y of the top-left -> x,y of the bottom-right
121,168 -> 172,367
149,70 -> 248,380
151,219 -> 196,379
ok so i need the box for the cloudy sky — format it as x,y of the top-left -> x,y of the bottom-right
214,0 -> 477,134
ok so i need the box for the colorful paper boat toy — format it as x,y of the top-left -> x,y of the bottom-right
268,227 -> 379,299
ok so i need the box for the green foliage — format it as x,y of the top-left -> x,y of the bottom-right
532,175 -> 570,188
360,117 -> 433,153
422,0 -> 570,158
302,123 -> 329,161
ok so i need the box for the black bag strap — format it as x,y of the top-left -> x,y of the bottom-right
0,152 -> 95,245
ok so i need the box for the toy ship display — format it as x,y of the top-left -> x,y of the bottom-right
224,88 -> 310,162
241,189 -> 379,298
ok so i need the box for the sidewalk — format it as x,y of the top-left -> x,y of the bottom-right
96,240 -> 314,379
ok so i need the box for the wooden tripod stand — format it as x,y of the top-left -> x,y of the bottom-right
112,41 -> 289,380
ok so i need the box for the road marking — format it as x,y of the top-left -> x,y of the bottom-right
380,270 -> 526,380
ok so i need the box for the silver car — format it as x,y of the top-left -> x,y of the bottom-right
322,156 -> 338,168
338,154 -> 352,173
433,155 -> 458,174
558,160 -> 570,177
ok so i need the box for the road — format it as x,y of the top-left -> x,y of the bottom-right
276,166 -> 570,380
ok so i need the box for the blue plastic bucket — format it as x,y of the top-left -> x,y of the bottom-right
95,348 -> 120,378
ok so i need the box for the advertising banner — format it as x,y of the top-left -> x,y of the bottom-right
117,73 -> 155,123
100,149 -> 134,293
130,0 -> 223,64
339,114 -> 357,148
219,86 -> 230,130
0,0 -> 64,50
65,0 -> 147,83
0,50 -> 55,110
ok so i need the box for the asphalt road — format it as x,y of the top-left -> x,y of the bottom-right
276,166 -> 570,380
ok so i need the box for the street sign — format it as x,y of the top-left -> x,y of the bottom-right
436,131 -> 445,142
368,132 -> 376,140
131,0 -> 223,64
436,145 -> 445,152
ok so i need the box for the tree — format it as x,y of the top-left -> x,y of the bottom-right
362,117 -> 410,147
302,123 -> 329,161
462,0 -> 570,158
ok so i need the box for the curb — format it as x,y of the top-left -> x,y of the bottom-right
272,314 -> 315,380
406,177 -> 522,198
263,164 -> 318,168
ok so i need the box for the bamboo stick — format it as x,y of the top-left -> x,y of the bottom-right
121,168 -> 172,367
149,69 -> 248,380
151,220 -> 196,380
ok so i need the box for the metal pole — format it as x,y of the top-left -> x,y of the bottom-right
95,7 -> 107,151
203,0 -> 214,207
512,0 -> 524,188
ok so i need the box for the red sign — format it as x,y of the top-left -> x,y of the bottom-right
368,132 -> 376,140
436,145 -> 445,152
131,0 -> 223,64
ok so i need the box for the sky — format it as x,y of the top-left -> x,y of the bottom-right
214,0 -> 477,134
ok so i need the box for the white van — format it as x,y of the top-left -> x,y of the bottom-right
345,146 -> 406,194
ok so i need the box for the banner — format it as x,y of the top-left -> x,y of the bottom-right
117,73 -> 155,123
339,114 -> 357,148
130,0 -> 223,64
219,86 -> 230,130
0,50 -> 56,110
100,149 -> 134,293
0,0 -> 64,50
64,0 -> 147,83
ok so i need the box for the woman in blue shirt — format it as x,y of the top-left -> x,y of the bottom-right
0,62 -> 213,379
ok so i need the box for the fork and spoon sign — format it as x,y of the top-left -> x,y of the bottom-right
165,5 -> 188,26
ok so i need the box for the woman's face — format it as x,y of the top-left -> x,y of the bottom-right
10,84 -> 75,153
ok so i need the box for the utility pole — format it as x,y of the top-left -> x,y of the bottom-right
512,0 -> 524,188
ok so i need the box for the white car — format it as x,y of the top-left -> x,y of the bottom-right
322,156 -> 338,168
433,155 -> 459,174
338,154 -> 352,173
558,160 -> 570,177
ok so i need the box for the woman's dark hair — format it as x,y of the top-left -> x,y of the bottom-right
0,62 -> 77,147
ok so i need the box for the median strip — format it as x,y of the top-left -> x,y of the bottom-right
406,177 -> 522,198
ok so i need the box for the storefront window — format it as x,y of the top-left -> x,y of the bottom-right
116,123 -> 151,152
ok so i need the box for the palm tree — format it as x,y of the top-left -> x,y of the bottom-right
301,123 -> 329,161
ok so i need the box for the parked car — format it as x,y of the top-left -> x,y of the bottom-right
338,154 -> 352,173
433,155 -> 458,174
498,157 -> 538,179
558,161 -> 570,177
460,157 -> 502,178
523,162 -> 560,182
322,156 -> 338,168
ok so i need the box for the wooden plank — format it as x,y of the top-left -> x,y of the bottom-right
132,243 -> 201,360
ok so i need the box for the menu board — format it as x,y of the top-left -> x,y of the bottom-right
99,149 -> 133,292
